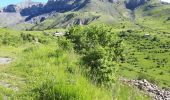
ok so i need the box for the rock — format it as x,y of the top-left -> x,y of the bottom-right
125,0 -> 150,10
0,57 -> 12,65
53,32 -> 64,37
120,78 -> 170,100
3,4 -> 19,12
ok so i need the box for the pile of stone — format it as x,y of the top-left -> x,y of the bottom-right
120,78 -> 170,100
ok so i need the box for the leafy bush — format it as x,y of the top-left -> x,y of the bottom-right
82,45 -> 117,85
58,37 -> 73,51
67,25 -> 124,86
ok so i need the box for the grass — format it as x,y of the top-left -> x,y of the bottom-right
0,1 -> 169,99
0,27 -> 150,99
118,28 -> 170,88
9,45 -> 112,99
135,1 -> 170,32
116,83 -> 150,100
0,28 -> 111,99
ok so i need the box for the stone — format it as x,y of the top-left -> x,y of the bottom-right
0,57 -> 12,65
120,78 -> 170,100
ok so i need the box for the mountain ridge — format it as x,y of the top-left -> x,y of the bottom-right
0,0 -> 169,30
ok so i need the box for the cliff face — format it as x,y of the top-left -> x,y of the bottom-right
3,5 -> 19,12
2,1 -> 44,16
1,0 -> 166,30
42,0 -> 79,13
2,0 -> 120,17
125,0 -> 150,10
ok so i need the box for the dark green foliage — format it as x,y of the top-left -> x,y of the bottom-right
82,45 -> 117,85
67,25 -> 124,86
58,37 -> 73,51
0,32 -> 22,46
21,33 -> 34,42
20,33 -> 48,44
166,17 -> 170,21
67,25 -> 115,53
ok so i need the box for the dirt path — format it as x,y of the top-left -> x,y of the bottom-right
0,57 -> 12,65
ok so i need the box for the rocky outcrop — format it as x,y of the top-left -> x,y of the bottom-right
121,78 -> 170,100
20,3 -> 44,16
125,0 -> 150,10
44,0 -> 88,13
2,0 -> 44,18
3,4 -> 20,12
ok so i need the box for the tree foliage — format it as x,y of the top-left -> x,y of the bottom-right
67,25 -> 124,86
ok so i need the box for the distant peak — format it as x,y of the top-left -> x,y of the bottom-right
2,0 -> 43,13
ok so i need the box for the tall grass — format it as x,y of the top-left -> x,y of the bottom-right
0,28 -> 151,100
7,43 -> 112,99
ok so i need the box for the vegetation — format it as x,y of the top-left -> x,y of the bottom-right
67,25 -> 124,86
118,28 -> 170,88
0,27 -> 150,99
0,0 -> 169,99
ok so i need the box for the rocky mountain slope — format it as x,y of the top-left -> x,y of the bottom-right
125,0 -> 149,10
0,0 -> 169,30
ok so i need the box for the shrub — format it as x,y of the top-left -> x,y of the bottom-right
82,45 -> 117,85
58,37 -> 73,51
67,25 -> 124,86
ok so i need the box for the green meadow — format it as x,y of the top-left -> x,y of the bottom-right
0,27 -> 151,99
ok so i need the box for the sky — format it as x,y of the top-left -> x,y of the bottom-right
0,0 -> 48,7
162,0 -> 170,3
0,0 -> 170,7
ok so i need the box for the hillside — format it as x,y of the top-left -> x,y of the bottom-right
135,1 -> 170,31
0,0 -> 170,99
0,27 -> 151,99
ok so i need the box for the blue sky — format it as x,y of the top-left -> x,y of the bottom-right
0,0 -> 48,7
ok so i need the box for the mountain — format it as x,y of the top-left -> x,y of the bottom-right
0,0 -> 44,29
125,0 -> 149,10
0,0 -> 169,30
3,0 -> 43,13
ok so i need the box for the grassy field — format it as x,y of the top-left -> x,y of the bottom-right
0,28 -> 150,99
116,1 -> 170,89
118,28 -> 170,88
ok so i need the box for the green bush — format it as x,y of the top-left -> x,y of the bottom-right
83,45 -> 117,85
67,25 -> 124,86
58,37 -> 73,51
